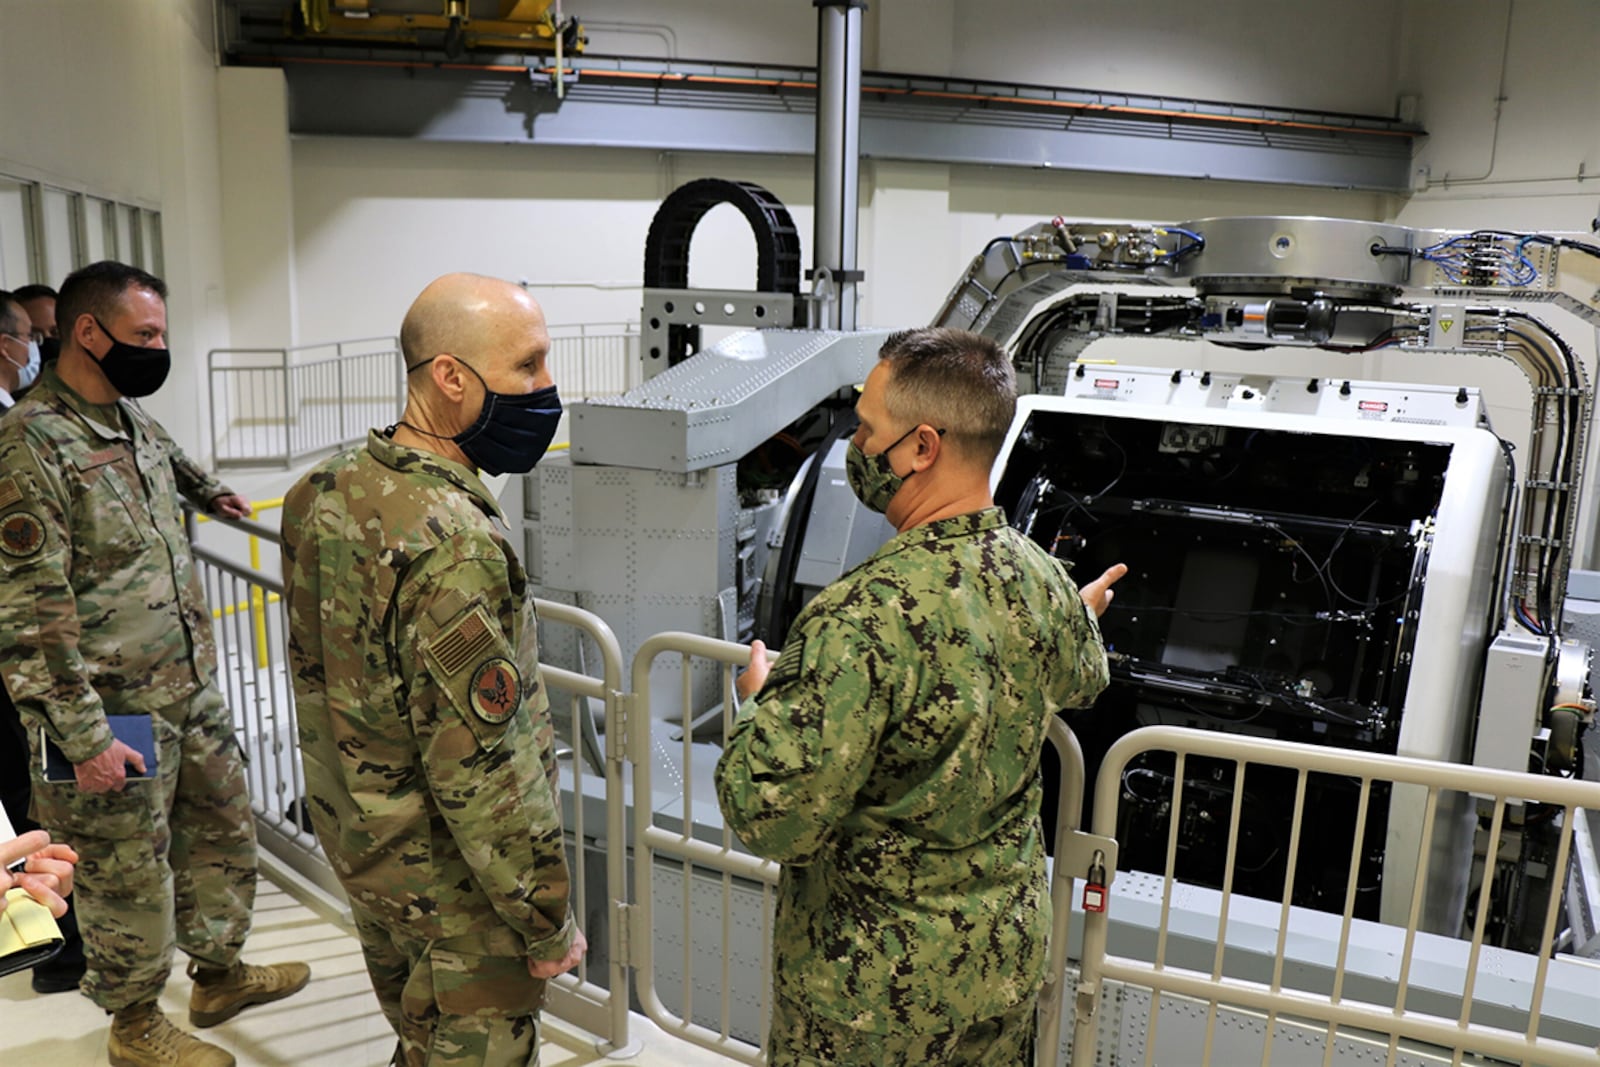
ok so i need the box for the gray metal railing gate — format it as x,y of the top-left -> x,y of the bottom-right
190,511 -> 1600,1066
207,326 -> 640,470
532,600 -> 634,1052
625,630 -> 1093,1065
1072,725 -> 1600,1067
207,337 -> 404,468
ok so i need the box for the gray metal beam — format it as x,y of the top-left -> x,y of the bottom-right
568,328 -> 890,473
275,62 -> 1414,192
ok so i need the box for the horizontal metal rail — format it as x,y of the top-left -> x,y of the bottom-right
207,337 -> 403,468
529,598 -> 632,1053
631,631 -> 775,1064
1075,725 -> 1600,1067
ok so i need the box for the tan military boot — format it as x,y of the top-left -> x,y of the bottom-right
108,1001 -> 235,1067
187,959 -> 311,1028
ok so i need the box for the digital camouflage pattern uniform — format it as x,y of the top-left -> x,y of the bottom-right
0,362 -> 259,1012
714,507 -> 1110,1066
281,429 -> 575,1067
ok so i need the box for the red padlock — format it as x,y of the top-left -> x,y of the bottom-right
1082,851 -> 1108,913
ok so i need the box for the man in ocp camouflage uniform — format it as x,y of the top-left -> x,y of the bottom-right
716,327 -> 1127,1066
282,273 -> 583,1067
0,261 -> 309,1067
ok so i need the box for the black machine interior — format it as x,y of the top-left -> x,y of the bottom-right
999,408 -> 1454,917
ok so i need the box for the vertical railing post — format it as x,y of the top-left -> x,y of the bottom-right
1040,718 -> 1086,1064
208,352 -> 222,466
281,348 -> 294,467
248,532 -> 268,665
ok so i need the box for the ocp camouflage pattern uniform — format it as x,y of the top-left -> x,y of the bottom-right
714,507 -> 1110,1066
0,362 -> 259,1012
282,429 -> 575,1067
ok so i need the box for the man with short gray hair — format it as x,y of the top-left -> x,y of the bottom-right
716,326 -> 1127,1065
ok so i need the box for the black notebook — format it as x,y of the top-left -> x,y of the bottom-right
41,714 -> 158,784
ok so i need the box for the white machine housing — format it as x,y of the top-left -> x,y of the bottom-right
997,369 -> 1510,930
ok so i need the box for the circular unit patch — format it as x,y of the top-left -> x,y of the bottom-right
0,512 -> 45,558
469,658 -> 521,725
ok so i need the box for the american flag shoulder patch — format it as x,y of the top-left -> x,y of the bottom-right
430,605 -> 497,677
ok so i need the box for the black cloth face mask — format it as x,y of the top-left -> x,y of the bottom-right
93,317 -> 171,398
404,356 -> 562,477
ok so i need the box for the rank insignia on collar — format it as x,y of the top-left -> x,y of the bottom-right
469,658 -> 521,725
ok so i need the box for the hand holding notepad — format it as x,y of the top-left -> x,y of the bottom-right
0,829 -> 77,917
0,829 -> 79,979
0,887 -> 64,975
42,714 -> 158,792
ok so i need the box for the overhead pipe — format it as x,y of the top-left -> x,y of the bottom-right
247,56 -> 1417,139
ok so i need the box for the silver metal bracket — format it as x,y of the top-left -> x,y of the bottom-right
611,900 -> 634,968
640,287 -> 798,380
608,690 -> 633,766
1057,829 -> 1121,886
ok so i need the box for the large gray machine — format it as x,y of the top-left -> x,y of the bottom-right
526,208 -> 1600,961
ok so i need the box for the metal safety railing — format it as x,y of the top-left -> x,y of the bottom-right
547,322 -> 642,398
1040,721 -> 1092,1062
193,497 -> 286,664
1073,725 -> 1600,1067
206,326 -> 636,471
629,632 -> 778,1064
187,509 -> 334,901
533,599 -> 633,1052
207,337 -> 404,469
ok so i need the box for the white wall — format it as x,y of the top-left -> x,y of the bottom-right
0,0 -> 229,461
288,137 -> 1384,347
219,67 -> 298,350
288,140 -> 816,346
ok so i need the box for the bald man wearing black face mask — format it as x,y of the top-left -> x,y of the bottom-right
281,273 -> 580,1067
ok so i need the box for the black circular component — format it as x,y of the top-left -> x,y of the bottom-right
643,178 -> 805,365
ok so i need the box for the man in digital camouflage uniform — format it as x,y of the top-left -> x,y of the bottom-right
716,327 -> 1127,1066
0,261 -> 309,1067
282,273 -> 583,1067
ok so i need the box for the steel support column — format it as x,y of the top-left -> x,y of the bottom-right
812,0 -> 865,331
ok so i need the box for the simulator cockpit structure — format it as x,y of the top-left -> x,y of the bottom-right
536,200 -> 1600,961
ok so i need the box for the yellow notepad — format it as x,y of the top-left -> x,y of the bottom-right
0,888 -> 63,975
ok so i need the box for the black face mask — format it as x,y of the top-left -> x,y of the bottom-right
405,357 -> 562,477
93,317 -> 170,398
